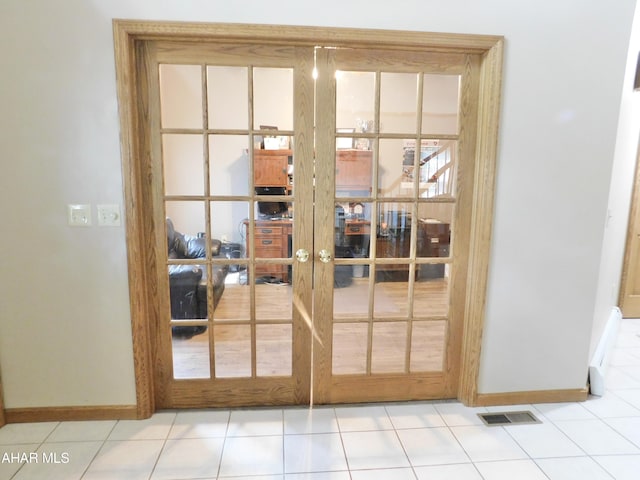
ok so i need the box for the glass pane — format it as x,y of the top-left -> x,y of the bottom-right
422,74 -> 460,135
256,324 -> 292,376
413,275 -> 450,318
209,135 -> 249,196
410,321 -> 446,372
165,202 -> 205,240
336,148 -> 373,198
214,324 -> 251,378
373,272 -> 409,318
209,200 -> 249,249
207,66 -> 248,130
255,262 -> 291,284
336,71 -> 376,135
172,333 -> 210,379
256,281 -> 292,321
249,217 -> 292,289
377,202 -> 412,247
159,64 -> 202,129
332,323 -> 368,375
214,282 -> 249,322
335,201 -> 372,259
379,138 -> 413,198
418,140 -> 457,199
334,270 -> 369,319
253,68 -> 293,131
163,134 -> 204,196
417,217 -> 451,259
208,200 -> 249,320
167,263 -> 206,322
371,322 -> 407,373
254,145 -> 293,197
380,72 -> 418,134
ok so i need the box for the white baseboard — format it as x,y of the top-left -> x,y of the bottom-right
589,306 -> 622,396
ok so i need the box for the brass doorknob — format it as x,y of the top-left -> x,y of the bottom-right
318,249 -> 332,263
296,248 -> 310,263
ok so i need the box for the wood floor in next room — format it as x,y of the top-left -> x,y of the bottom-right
173,277 -> 449,379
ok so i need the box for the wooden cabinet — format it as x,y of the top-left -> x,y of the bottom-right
249,149 -> 295,282
244,219 -> 293,283
419,221 -> 451,257
375,221 -> 450,278
376,234 -> 412,274
336,150 -> 372,192
254,149 -> 291,188
254,148 -> 370,192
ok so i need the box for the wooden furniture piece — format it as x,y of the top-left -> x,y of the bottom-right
336,150 -> 373,192
344,219 -> 371,236
420,221 -> 451,257
254,149 -> 292,189
376,232 -> 412,275
341,219 -> 371,256
244,219 -> 293,283
375,221 -> 450,278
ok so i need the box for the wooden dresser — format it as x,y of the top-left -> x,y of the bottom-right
336,150 -> 373,192
244,219 -> 293,283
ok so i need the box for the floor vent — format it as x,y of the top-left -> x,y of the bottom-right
478,411 -> 541,426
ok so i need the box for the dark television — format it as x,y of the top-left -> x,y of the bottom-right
256,186 -> 288,219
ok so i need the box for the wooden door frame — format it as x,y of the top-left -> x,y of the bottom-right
113,20 -> 503,417
620,139 -> 640,316
0,375 -> 5,427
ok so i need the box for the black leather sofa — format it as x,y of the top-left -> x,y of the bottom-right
167,218 -> 228,338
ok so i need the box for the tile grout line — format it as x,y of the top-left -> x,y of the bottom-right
145,412 -> 178,480
78,420 -> 120,480
215,409 -> 233,479
383,405 -> 420,479
6,422 -> 61,480
440,416 -> 486,479
332,407 -> 355,479
499,423 -> 558,480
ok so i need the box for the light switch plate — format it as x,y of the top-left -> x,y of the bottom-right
68,204 -> 92,226
97,204 -> 121,226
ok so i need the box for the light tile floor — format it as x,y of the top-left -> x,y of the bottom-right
1,318 -> 640,479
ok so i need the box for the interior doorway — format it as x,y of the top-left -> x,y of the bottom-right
113,21 -> 503,414
620,142 -> 640,316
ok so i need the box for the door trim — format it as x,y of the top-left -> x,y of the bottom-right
113,20 -> 503,416
0,375 -> 5,427
620,139 -> 640,316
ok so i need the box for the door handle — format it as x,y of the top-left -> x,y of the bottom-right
296,248 -> 310,263
318,249 -> 332,263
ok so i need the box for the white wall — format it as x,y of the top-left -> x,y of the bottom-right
0,0 -> 636,409
591,4 -> 640,357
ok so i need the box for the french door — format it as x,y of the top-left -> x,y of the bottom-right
114,22 -> 502,411
152,43 -> 315,407
312,47 -> 476,403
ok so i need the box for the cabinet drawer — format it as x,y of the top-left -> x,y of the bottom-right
255,226 -> 283,236
255,236 -> 282,248
345,223 -> 370,235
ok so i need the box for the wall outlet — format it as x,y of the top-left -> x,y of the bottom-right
97,204 -> 121,226
68,204 -> 92,226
